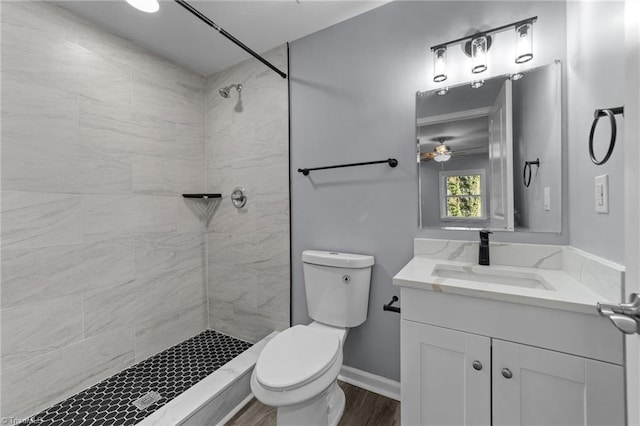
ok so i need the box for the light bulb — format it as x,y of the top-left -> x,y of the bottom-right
515,22 -> 533,63
471,80 -> 485,89
471,35 -> 488,74
126,0 -> 159,13
433,47 -> 447,83
437,87 -> 449,96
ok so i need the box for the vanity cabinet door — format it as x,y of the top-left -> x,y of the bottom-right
493,339 -> 625,426
401,320 -> 491,426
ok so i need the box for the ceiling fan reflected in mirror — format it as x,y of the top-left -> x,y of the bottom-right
419,137 -> 484,163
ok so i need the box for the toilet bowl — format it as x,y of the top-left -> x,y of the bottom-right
250,250 -> 374,426
251,323 -> 347,425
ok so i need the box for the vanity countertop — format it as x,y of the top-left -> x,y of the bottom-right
393,256 -> 610,316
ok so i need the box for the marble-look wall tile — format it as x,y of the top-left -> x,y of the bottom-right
1,192 -> 83,250
1,327 -> 135,420
208,299 -> 287,344
177,198 -> 208,233
208,263 -> 258,309
79,101 -> 176,159
206,198 -> 256,234
1,2 -> 206,419
253,193 -> 289,233
134,301 -> 207,363
83,266 -> 204,338
256,263 -> 291,322
1,295 -> 84,368
1,239 -> 134,308
82,194 -> 137,241
205,44 -> 290,340
1,76 -> 82,193
84,232 -> 205,337
1,9 -> 81,92
132,155 -> 204,196
134,231 -> 205,279
0,2 -> 81,45
134,195 -> 178,234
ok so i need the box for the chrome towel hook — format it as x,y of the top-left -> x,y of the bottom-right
589,106 -> 624,166
523,158 -> 540,187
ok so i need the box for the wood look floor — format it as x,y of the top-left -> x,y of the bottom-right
226,382 -> 400,426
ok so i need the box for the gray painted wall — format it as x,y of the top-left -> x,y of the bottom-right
566,1 -> 625,264
290,1 -> 567,381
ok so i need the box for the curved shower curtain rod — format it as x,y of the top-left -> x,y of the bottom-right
173,0 -> 287,79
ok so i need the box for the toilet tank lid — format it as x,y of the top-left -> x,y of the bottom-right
302,250 -> 374,268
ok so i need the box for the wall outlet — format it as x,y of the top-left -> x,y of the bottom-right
544,187 -> 551,211
595,174 -> 609,214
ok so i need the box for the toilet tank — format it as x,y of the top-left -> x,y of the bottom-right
302,250 -> 375,328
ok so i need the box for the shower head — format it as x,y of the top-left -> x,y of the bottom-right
219,83 -> 242,98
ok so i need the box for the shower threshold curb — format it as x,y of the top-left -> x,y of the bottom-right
138,331 -> 277,426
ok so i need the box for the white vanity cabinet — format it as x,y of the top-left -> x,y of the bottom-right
400,288 -> 625,426
492,340 -> 624,426
401,321 -> 491,426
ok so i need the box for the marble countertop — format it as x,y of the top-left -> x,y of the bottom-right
393,256 -> 609,315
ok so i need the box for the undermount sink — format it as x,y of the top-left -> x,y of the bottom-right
432,264 -> 554,290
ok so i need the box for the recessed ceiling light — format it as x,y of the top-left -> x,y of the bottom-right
126,0 -> 159,13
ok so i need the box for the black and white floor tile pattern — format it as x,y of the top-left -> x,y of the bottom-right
20,330 -> 252,426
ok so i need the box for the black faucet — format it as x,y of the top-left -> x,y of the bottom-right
479,230 -> 493,266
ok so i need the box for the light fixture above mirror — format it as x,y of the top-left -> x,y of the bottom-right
433,47 -> 448,82
430,16 -> 537,87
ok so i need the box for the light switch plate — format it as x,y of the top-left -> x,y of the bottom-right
595,174 -> 609,214
544,187 -> 551,211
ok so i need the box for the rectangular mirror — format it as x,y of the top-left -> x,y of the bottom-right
417,61 -> 562,233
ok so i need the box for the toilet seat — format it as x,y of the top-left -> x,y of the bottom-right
255,325 -> 341,391
255,325 -> 342,391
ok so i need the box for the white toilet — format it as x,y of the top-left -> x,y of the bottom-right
251,250 -> 375,426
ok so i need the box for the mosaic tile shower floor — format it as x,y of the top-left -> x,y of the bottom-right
20,330 -> 252,426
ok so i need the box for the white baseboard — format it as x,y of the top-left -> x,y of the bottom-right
215,393 -> 254,426
338,365 -> 401,402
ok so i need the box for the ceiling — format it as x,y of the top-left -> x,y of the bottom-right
55,0 -> 389,76
418,116 -> 489,154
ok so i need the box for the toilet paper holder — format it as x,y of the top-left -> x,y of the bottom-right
383,296 -> 401,314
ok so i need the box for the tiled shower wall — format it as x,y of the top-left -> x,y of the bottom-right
205,45 -> 290,342
1,2 -> 207,419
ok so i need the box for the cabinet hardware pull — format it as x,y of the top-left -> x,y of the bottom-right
502,368 -> 513,379
472,360 -> 483,371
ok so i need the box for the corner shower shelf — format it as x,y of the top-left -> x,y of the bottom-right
182,193 -> 222,200
182,194 -> 222,227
